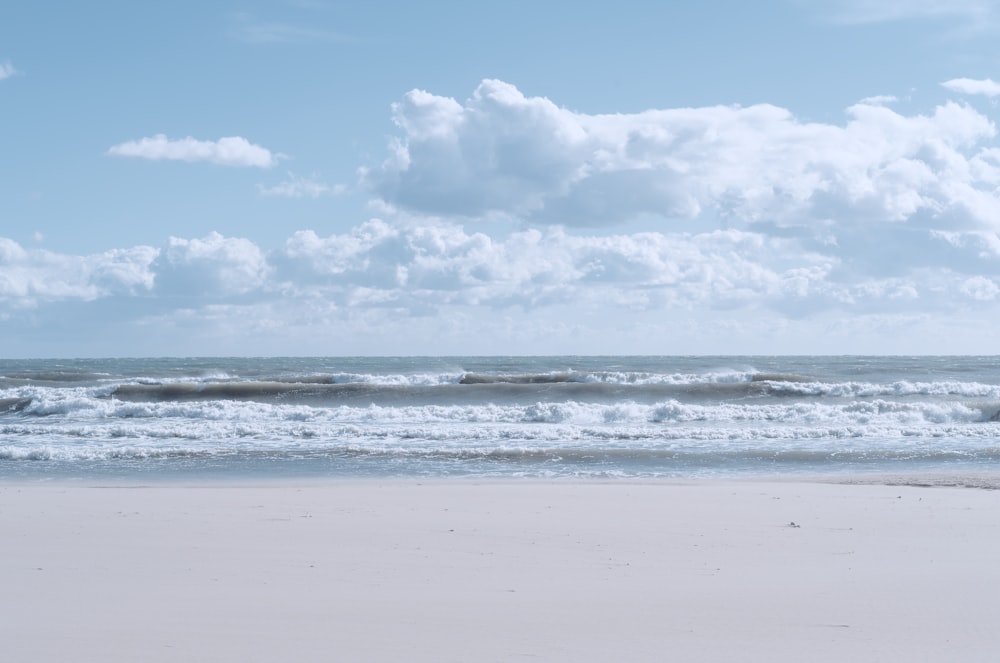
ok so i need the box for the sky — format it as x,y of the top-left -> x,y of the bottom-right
3,0 -> 1000,357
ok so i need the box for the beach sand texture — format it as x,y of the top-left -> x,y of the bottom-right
4,480 -> 999,662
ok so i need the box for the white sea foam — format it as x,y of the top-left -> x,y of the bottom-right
4,394 -> 1000,452
4,379 -> 999,426
3,420 -> 999,465
327,371 -> 464,385
764,379 -> 1000,398
4,356 -> 1000,478
578,369 -> 756,384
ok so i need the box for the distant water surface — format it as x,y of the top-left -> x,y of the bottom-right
2,356 -> 1000,481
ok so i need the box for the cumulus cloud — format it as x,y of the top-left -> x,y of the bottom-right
154,232 -> 270,297
942,77 -> 1000,97
107,134 -> 280,168
267,220 -> 1000,320
0,238 -> 156,308
364,80 -> 1000,236
6,213 -> 1000,315
12,79 -> 1000,354
6,212 -> 1000,354
959,275 -> 1000,300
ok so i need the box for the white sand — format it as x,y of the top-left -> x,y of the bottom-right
3,478 -> 999,662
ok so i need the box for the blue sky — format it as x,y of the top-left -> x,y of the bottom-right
3,0 -> 1000,356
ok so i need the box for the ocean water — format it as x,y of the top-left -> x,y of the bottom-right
2,356 -> 1000,481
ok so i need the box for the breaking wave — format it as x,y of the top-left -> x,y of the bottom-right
4,355 -> 1000,478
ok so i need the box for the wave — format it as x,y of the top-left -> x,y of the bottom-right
765,380 -> 1000,399
0,397 -> 32,414
130,371 -> 465,387
67,374 -> 799,405
101,375 -> 1000,403
460,369 -> 764,385
749,372 -> 812,383
108,381 -> 370,402
16,366 -> 1000,405
4,393 -> 1000,430
0,370 -> 111,383
4,438 -> 1000,468
460,372 -> 584,384
53,380 -> 758,406
0,446 -> 214,461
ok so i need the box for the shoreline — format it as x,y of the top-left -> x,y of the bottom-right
4,476 -> 999,661
6,464 -> 1000,488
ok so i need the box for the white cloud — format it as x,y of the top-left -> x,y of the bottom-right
155,232 -> 270,296
0,238 -> 156,308
858,95 -> 898,106
960,275 -> 999,300
257,173 -> 338,198
107,134 -> 280,168
365,80 -> 1000,236
0,60 -> 18,80
942,77 -> 1000,97
12,80 -> 1000,354
6,214 -> 1000,354
5,214 -> 1000,316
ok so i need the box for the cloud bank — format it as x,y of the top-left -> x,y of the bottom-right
4,220 -> 997,314
0,238 -> 156,309
8,79 -> 1000,355
3,211 -> 1000,354
107,134 -> 280,168
365,80 -> 1000,238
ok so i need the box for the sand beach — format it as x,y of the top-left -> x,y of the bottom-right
4,477 -> 999,662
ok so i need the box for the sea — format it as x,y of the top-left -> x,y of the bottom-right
2,356 -> 1000,482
